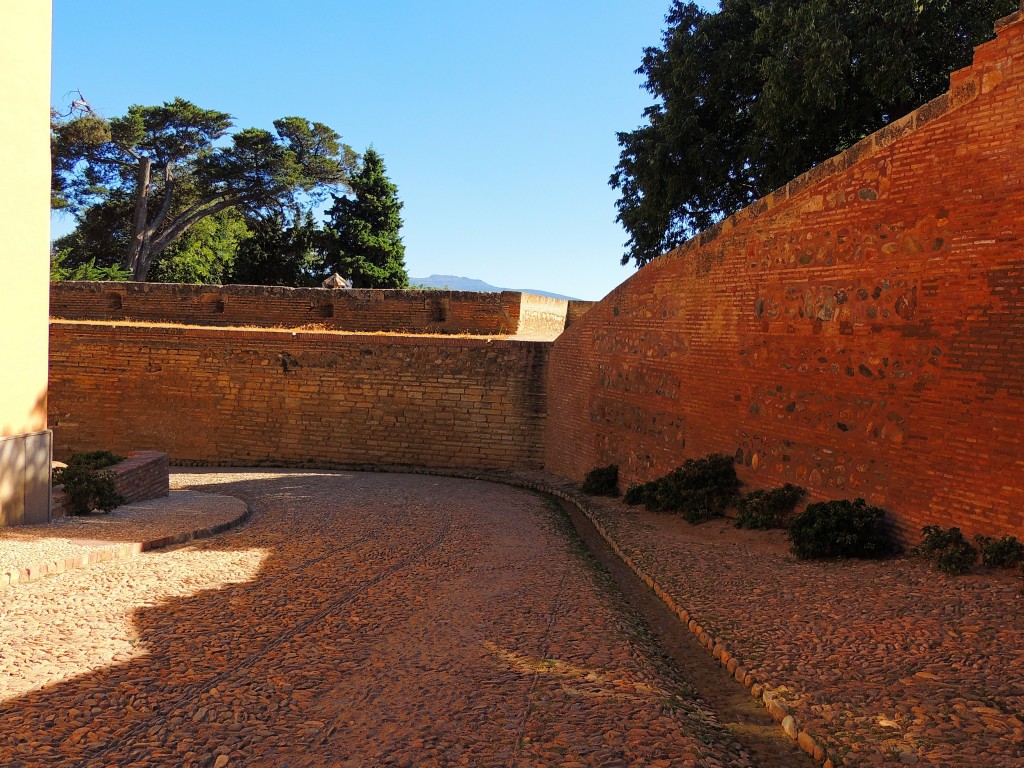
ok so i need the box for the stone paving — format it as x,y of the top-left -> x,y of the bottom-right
0,491 -> 247,589
0,471 -> 752,768
562,481 -> 1024,768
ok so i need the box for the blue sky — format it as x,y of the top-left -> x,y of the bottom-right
51,1 -> 718,300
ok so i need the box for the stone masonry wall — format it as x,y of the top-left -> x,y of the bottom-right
49,323 -> 548,470
49,282 -> 588,338
546,9 -> 1024,542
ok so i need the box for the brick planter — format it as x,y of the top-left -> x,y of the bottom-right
51,450 -> 169,519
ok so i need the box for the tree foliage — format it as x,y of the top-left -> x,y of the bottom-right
612,0 -> 1019,267
52,98 -> 358,280
323,148 -> 408,288
150,208 -> 251,284
231,211 -> 325,287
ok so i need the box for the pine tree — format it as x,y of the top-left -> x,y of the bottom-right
324,148 -> 408,288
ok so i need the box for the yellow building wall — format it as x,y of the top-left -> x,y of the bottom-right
0,3 -> 53,524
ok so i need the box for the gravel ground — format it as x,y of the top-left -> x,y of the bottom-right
0,491 -> 246,586
0,470 -> 753,768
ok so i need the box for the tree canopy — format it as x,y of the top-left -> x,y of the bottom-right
52,98 -> 358,280
323,148 -> 409,289
612,0 -> 1019,268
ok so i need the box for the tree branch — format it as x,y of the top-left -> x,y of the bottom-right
146,162 -> 176,236
148,196 -> 242,255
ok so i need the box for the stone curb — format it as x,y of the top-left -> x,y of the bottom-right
0,496 -> 251,592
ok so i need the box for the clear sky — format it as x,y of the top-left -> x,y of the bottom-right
51,1 -> 718,301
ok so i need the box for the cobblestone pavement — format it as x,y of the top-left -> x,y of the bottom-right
0,471 -> 752,768
573,486 -> 1024,768
0,491 -> 247,589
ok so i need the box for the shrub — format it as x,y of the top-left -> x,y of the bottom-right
788,498 -> 892,560
581,464 -> 620,497
735,484 -> 806,529
632,454 -> 741,523
623,482 -> 648,506
57,465 -> 125,515
53,451 -> 126,515
912,525 -> 976,575
974,534 -> 1024,569
53,450 -> 125,485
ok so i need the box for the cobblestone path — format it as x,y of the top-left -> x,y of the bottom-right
0,471 -> 752,768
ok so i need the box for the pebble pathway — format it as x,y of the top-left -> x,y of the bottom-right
576,488 -> 1024,768
0,471 -> 753,768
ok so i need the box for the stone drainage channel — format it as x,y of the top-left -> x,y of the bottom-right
551,495 -> 815,768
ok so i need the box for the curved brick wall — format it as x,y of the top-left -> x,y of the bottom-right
545,9 -> 1024,542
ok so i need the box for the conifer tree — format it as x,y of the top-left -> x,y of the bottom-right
323,148 -> 409,288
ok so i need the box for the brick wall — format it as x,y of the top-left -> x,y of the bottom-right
50,282 -> 580,338
52,450 -> 169,518
545,9 -> 1024,542
49,324 -> 549,471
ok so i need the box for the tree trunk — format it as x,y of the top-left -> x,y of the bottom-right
126,157 -> 152,281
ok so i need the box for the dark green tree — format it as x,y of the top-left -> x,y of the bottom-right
323,148 -> 408,288
612,0 -> 1019,267
230,211 -> 325,287
52,98 -> 358,280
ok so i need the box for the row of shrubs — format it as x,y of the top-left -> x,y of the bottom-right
913,526 -> 1024,574
580,458 -> 1023,574
52,451 -> 126,515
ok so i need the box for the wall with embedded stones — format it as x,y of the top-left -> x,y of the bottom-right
545,9 -> 1024,542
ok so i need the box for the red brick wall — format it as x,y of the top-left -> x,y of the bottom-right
50,282 -> 575,337
546,10 -> 1024,542
49,324 -> 548,470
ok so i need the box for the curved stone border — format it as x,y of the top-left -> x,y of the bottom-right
470,474 -> 834,768
1,496 -> 250,591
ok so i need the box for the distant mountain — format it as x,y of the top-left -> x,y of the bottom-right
409,274 -> 579,301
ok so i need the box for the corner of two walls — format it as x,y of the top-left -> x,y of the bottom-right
545,10 -> 1024,542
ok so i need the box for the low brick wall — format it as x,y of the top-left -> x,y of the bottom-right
51,450 -> 169,518
50,282 -> 580,338
49,324 -> 549,471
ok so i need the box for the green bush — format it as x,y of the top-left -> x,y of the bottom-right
53,451 -> 125,485
623,482 -> 648,506
53,451 -> 126,515
912,525 -> 976,574
974,534 -> 1024,569
628,454 -> 741,523
736,484 -> 806,529
57,465 -> 125,515
581,464 -> 620,497
788,498 -> 892,560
